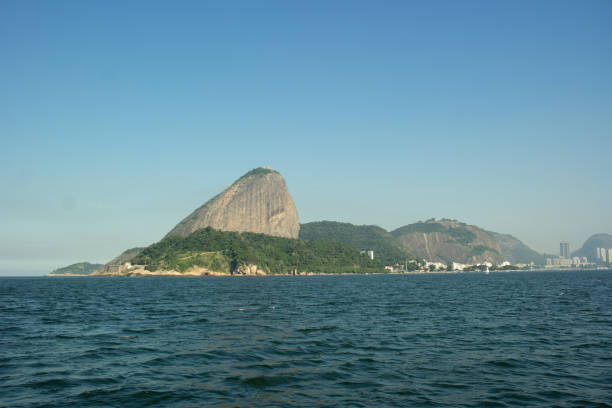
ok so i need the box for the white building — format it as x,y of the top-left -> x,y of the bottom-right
548,257 -> 572,266
425,261 -> 446,270
367,250 -> 374,260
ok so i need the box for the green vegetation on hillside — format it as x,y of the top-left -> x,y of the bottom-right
299,221 -> 417,266
49,262 -> 103,275
470,245 -> 500,257
392,222 -> 448,235
132,227 -> 384,274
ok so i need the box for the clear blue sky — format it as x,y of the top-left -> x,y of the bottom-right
2,0 -> 611,275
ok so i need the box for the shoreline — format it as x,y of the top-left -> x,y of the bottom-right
45,267 -> 612,277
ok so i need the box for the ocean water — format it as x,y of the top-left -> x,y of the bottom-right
1,271 -> 611,407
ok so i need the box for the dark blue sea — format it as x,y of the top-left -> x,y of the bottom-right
1,270 -> 612,407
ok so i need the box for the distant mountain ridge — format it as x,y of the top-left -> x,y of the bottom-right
391,220 -> 504,264
48,262 -> 103,276
391,219 -> 544,265
300,219 -> 544,266
486,231 -> 547,265
572,233 -> 612,261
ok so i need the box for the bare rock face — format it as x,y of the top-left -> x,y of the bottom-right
165,167 -> 300,239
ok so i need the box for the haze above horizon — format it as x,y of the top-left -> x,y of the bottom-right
1,0 -> 611,275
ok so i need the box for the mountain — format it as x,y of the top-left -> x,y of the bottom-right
486,231 -> 547,265
391,219 -> 542,265
299,221 -> 416,265
572,233 -> 612,261
165,167 -> 299,239
48,262 -> 103,276
114,227 -> 384,275
92,247 -> 144,275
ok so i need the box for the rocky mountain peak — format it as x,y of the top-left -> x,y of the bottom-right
165,167 -> 300,239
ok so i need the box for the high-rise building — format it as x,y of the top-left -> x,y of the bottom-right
560,241 -> 570,259
608,248 -> 612,264
596,248 -> 602,260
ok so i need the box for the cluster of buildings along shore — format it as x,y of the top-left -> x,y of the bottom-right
545,241 -> 612,268
373,241 -> 612,273
360,249 -> 523,273
384,260 -> 526,273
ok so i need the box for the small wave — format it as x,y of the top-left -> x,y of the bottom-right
430,382 -> 470,389
123,389 -> 181,404
40,317 -> 62,324
486,359 -> 520,368
570,398 -> 612,407
77,386 -> 123,398
319,370 -> 350,381
26,378 -> 72,388
499,392 -> 546,403
76,347 -> 123,360
336,380 -> 381,388
235,353 -> 265,363
241,375 -> 299,388
570,341 -> 609,349
143,352 -> 218,367
476,400 -> 507,407
537,389 -> 578,400
122,328 -> 156,334
55,334 -> 78,339
297,325 -> 338,333
0,326 -> 22,333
